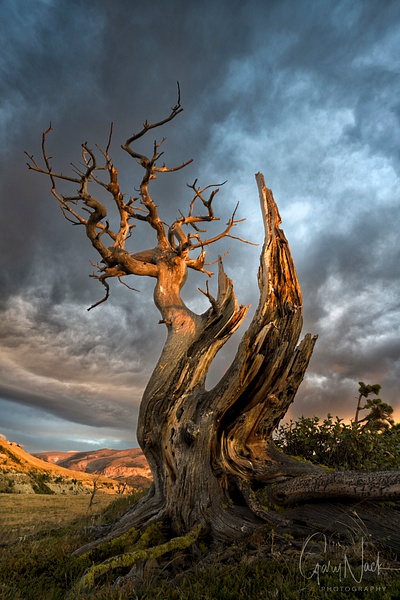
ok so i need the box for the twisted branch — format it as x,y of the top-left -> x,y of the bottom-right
26,90 -> 254,310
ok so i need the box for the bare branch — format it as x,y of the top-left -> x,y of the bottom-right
25,127 -> 120,252
166,177 -> 256,266
204,249 -> 230,265
187,180 -> 227,218
193,200 -> 255,249
166,180 -> 223,254
117,276 -> 140,292
119,86 -> 195,249
42,123 -> 56,191
123,82 -> 183,149
198,279 -> 219,311
153,158 -> 193,174
105,122 -> 113,156
27,98 -> 254,319
25,161 -> 81,184
59,206 -> 84,226
186,249 -> 214,276
87,277 -> 110,311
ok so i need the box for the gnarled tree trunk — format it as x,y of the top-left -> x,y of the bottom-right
88,174 -> 400,551
67,171 -> 319,557
28,96 -> 400,586
132,172 -> 317,541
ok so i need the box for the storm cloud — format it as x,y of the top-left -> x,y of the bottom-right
1,0 -> 399,451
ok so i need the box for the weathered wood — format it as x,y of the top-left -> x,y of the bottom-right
29,102 -> 400,577
270,471 -> 400,506
129,172 -> 318,542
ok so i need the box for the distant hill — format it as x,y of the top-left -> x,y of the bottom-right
35,447 -> 152,489
0,437 -> 130,495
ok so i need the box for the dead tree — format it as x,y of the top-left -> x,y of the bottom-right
26,90 -> 400,579
88,475 -> 101,509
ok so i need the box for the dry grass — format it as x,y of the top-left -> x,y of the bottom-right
1,492 -> 399,599
0,492 -> 114,543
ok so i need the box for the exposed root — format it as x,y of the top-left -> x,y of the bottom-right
73,522 -> 201,593
73,486 -> 166,556
236,478 -> 289,526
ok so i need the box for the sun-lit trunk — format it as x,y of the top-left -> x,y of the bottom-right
31,101 -> 400,592
132,174 -> 318,540
72,174 -> 400,568
137,253 -> 252,536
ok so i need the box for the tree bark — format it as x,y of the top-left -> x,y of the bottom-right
29,109 -> 400,587
73,174 -> 400,564
135,174 -> 315,536
75,173 -> 315,550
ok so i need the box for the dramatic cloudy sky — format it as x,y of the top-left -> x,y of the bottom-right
1,0 -> 399,452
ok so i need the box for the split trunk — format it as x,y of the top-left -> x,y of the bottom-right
78,174 -> 400,553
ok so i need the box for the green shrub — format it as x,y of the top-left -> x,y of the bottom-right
274,414 -> 400,471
